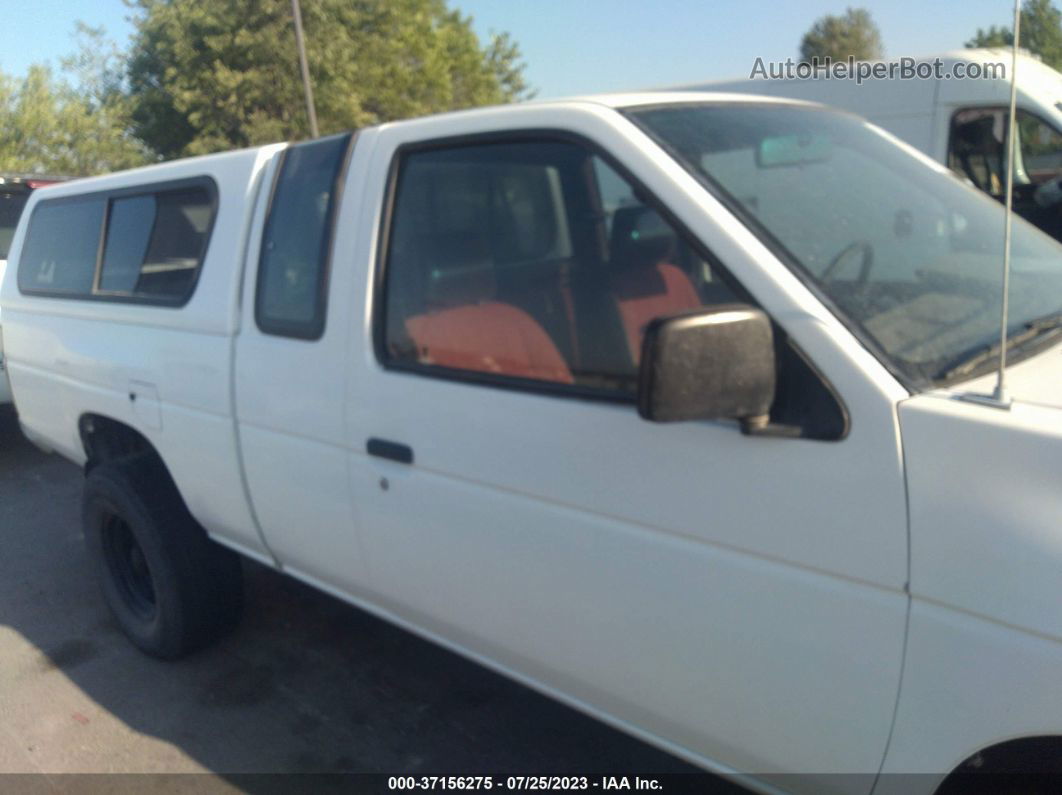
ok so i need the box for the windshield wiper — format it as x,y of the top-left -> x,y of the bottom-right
936,311 -> 1062,382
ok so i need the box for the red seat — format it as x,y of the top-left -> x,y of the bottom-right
611,262 -> 702,364
403,232 -> 574,384
609,207 -> 702,364
407,303 -> 574,384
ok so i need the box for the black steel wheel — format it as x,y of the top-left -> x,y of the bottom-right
83,456 -> 243,659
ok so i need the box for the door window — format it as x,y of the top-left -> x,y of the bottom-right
380,138 -> 739,395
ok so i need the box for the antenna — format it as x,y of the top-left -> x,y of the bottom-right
993,0 -> 1022,404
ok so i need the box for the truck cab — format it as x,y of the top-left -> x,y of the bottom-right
3,93 -> 1062,795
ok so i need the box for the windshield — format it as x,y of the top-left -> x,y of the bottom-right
628,103 -> 1062,387
0,189 -> 29,260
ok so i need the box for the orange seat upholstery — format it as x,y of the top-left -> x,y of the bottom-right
611,262 -> 702,363
406,303 -> 574,384
403,231 -> 574,384
609,207 -> 702,364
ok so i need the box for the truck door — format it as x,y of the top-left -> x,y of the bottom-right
341,110 -> 910,795
233,133 -> 368,588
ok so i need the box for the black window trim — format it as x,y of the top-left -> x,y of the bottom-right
17,176 -> 219,308
373,128 -> 759,406
254,131 -> 357,341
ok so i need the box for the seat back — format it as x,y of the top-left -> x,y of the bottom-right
404,231 -> 573,384
608,206 -> 702,363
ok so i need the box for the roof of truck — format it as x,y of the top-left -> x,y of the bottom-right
26,92 -> 812,199
366,91 -> 816,135
555,90 -> 812,108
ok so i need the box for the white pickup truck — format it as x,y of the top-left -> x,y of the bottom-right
3,93 -> 1062,795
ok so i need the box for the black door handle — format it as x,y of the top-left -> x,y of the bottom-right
367,438 -> 414,465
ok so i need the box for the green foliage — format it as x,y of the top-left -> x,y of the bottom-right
966,0 -> 1062,71
799,7 -> 885,62
967,25 -> 1013,49
0,25 -> 151,176
126,0 -> 534,159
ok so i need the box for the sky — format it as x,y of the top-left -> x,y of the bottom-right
0,0 -> 1023,98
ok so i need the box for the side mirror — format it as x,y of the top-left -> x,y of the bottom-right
637,304 -> 776,426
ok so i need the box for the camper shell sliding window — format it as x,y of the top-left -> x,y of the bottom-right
17,177 -> 217,306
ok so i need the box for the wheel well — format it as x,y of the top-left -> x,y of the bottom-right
79,414 -> 162,473
937,736 -> 1062,793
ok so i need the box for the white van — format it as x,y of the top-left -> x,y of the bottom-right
3,92 -> 1062,794
695,49 -> 1062,241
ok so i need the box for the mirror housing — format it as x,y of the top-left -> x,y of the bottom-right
637,304 -> 776,425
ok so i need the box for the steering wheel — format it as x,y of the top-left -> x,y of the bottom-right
821,241 -> 874,284
1033,175 -> 1062,208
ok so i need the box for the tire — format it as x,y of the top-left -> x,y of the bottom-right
82,456 -> 243,659
938,773 -> 1062,795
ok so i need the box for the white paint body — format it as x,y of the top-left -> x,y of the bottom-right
2,93 -> 1062,795
694,49 -> 1062,173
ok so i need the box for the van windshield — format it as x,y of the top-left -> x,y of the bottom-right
628,102 -> 1062,388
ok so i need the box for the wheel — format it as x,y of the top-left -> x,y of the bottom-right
938,772 -> 1062,795
82,456 -> 243,659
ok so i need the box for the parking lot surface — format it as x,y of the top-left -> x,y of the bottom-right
0,407 -> 742,791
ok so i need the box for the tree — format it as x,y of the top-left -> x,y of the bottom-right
966,0 -> 1062,71
0,25 -> 150,175
800,7 -> 885,62
126,0 -> 533,159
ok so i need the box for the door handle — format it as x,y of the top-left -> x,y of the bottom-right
367,438 -> 414,465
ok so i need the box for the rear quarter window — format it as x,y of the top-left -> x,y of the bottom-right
256,133 -> 352,339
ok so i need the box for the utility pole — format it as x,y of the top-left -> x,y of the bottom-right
291,0 -> 319,138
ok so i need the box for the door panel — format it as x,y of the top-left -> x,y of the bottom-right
234,134 -> 367,586
349,390 -> 907,782
343,110 -> 909,792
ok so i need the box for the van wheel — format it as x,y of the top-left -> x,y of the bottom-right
82,457 -> 243,659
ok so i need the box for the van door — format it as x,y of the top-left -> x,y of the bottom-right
234,133 -> 368,587
344,115 -> 908,794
